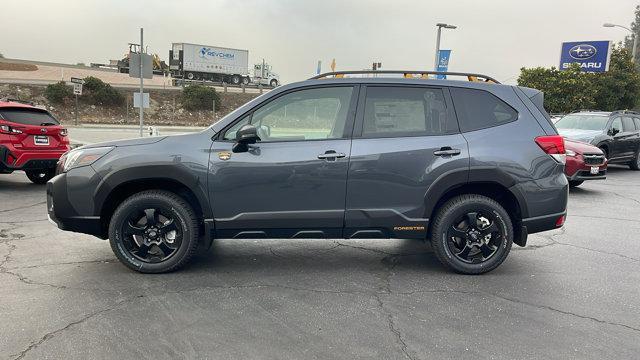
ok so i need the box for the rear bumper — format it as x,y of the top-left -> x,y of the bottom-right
0,145 -> 68,170
521,211 -> 566,234
46,172 -> 104,239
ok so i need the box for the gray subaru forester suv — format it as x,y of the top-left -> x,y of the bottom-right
47,71 -> 568,274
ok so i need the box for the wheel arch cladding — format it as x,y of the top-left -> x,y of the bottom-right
95,167 -> 211,238
426,181 -> 525,246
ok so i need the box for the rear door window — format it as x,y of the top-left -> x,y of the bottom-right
450,88 -> 518,132
0,108 -> 59,126
633,117 -> 640,130
361,86 -> 456,137
622,116 -> 635,132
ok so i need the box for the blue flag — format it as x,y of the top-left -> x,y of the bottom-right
436,50 -> 451,79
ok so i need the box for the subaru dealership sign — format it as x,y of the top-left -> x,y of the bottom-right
559,40 -> 612,73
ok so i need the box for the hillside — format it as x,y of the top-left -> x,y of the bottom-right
0,83 -> 259,126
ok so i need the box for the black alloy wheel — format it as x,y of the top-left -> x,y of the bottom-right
109,190 -> 199,273
446,211 -> 503,264
430,194 -> 513,274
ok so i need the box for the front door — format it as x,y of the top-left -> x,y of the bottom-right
208,85 -> 358,239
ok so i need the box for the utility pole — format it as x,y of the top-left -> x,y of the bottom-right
139,28 -> 144,137
434,23 -> 457,71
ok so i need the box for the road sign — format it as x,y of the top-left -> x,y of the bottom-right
70,77 -> 85,84
559,40 -> 612,73
73,83 -> 83,95
133,92 -> 150,108
436,49 -> 451,79
129,52 -> 153,79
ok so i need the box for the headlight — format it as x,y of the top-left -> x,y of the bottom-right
566,149 -> 577,157
60,146 -> 114,172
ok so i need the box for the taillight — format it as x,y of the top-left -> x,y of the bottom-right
535,135 -> 566,165
60,128 -> 68,137
555,215 -> 566,227
0,125 -> 22,134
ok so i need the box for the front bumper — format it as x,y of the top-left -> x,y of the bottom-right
46,171 -> 104,239
565,154 -> 607,181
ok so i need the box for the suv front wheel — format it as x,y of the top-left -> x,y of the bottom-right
108,190 -> 199,273
430,194 -> 513,274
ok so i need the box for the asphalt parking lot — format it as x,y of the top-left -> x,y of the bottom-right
1,167 -> 639,360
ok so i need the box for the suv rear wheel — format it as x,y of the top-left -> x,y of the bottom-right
108,190 -> 199,273
430,194 -> 513,274
25,169 -> 55,184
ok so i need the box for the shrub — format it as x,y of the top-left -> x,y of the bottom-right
81,76 -> 124,106
82,76 -> 105,92
181,85 -> 220,111
44,81 -> 72,103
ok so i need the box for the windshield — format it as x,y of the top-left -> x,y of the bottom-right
555,114 -> 608,131
0,107 -> 59,126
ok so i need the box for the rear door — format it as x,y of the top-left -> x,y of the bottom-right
344,85 -> 468,239
0,107 -> 66,150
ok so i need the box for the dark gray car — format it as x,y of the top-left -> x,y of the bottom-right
47,71 -> 569,274
556,110 -> 640,170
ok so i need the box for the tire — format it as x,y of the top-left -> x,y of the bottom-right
242,77 -> 250,85
430,194 -> 513,275
270,79 -> 278,87
230,75 -> 241,85
25,169 -> 55,184
186,72 -> 195,80
108,190 -> 199,273
629,148 -> 640,170
569,180 -> 584,188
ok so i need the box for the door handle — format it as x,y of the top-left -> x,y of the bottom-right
433,147 -> 461,156
317,151 -> 346,160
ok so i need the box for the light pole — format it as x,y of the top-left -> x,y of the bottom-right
603,22 -> 637,63
434,23 -> 457,71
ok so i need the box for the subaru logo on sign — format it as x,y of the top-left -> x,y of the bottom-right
569,44 -> 597,60
559,41 -> 611,73
199,47 -> 235,60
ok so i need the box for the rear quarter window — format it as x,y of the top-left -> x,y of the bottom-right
0,107 -> 59,126
450,88 -> 518,132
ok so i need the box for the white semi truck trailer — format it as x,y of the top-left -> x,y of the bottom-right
169,43 -> 279,87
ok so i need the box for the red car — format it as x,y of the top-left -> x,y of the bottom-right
564,138 -> 607,188
0,100 -> 70,184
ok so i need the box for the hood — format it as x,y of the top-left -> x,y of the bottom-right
558,128 -> 602,142
565,138 -> 603,155
82,136 -> 166,149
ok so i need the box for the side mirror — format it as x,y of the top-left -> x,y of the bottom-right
236,124 -> 260,144
609,128 -> 620,136
233,124 -> 260,153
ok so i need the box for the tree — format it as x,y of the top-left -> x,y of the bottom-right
518,46 -> 640,113
623,5 -> 640,66
517,64 -> 595,113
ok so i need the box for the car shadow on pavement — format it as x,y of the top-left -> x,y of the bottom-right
181,238 -> 447,275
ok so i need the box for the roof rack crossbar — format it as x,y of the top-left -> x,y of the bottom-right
310,70 -> 500,84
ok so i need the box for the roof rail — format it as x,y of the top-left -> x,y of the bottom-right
0,97 -> 34,106
611,109 -> 640,115
310,70 -> 500,84
568,109 -> 604,114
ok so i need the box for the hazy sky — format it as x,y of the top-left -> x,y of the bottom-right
1,0 -> 637,84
